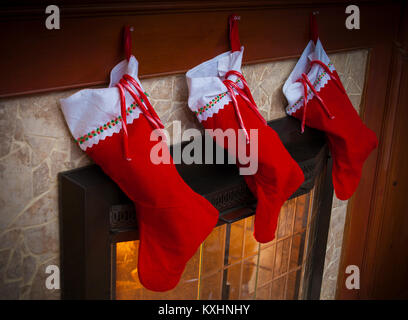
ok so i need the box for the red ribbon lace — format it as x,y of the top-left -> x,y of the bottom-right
223,70 -> 267,144
116,74 -> 164,160
296,59 -> 346,133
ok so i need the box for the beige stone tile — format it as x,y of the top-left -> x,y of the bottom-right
241,65 -> 255,89
347,50 -> 368,87
23,220 -> 59,256
29,257 -> 60,299
0,145 -> 32,229
49,150 -> 70,179
261,60 -> 296,92
346,78 -> 362,95
20,285 -> 32,300
0,248 -> 11,272
338,73 -> 348,85
148,77 -> 172,100
23,255 -> 37,286
172,75 -> 189,102
139,77 -> 156,93
260,73 -> 281,96
0,278 -> 21,300
54,135 -> 71,153
25,135 -> 55,167
69,139 -> 83,162
152,99 -> 173,121
0,99 -> 18,158
0,229 -> 21,251
341,76 -> 351,93
259,109 -> 269,121
320,271 -> 337,300
6,239 -> 24,280
269,90 -> 288,120
13,190 -> 57,228
14,118 -> 25,142
9,141 -> 24,153
328,52 -> 348,75
329,205 -> 348,238
75,154 -> 93,167
32,162 -> 51,197
349,94 -> 362,113
19,94 -> 70,139
251,63 -> 268,82
166,102 -> 201,135
251,86 -> 269,109
323,239 -> 335,269
320,204 -> 348,300
332,194 -> 348,208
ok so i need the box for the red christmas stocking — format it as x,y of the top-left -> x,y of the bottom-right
283,27 -> 378,200
60,54 -> 218,292
186,15 -> 304,243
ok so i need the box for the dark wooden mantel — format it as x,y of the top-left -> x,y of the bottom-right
0,1 -> 401,98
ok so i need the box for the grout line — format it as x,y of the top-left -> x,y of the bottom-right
267,266 -> 303,288
221,223 -> 232,300
3,190 -> 58,233
269,242 -> 277,290
237,219 -> 247,299
196,244 -> 203,300
300,192 -> 314,299
283,198 -> 297,299
218,224 -> 227,300
253,243 -> 261,299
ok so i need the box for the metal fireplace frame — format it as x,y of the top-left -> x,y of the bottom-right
58,117 -> 333,300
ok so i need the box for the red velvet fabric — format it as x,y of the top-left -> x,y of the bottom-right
291,70 -> 378,200
202,94 -> 304,243
86,115 -> 218,291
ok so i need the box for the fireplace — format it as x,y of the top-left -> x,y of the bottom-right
58,116 -> 333,300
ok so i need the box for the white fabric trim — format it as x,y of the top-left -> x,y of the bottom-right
283,39 -> 335,115
186,47 -> 245,122
60,56 -> 145,151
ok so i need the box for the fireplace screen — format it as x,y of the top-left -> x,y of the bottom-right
59,117 -> 332,300
114,193 -> 313,300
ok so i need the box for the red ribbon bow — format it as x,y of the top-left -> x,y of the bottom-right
296,59 -> 346,133
116,74 -> 164,161
223,70 -> 267,144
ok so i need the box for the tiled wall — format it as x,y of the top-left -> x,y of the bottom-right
0,50 -> 368,299
319,50 -> 368,300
